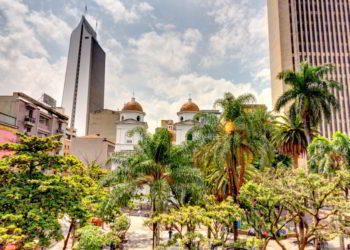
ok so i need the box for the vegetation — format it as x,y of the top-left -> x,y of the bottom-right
275,62 -> 341,143
1,62 -> 350,250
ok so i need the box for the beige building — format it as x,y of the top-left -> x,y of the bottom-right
88,109 -> 120,143
71,134 -> 115,169
268,0 -> 350,137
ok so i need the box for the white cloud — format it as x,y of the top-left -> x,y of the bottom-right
127,29 -> 202,74
27,11 -> 71,47
198,0 -> 270,88
0,0 -> 69,102
94,0 -> 153,23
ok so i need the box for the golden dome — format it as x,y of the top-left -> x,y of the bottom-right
180,98 -> 199,112
122,97 -> 143,112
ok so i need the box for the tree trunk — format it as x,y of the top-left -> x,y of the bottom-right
63,219 -> 75,250
275,239 -> 287,250
303,117 -> 312,145
71,222 -> 76,250
292,154 -> 299,169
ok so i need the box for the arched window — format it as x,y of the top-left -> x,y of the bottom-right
137,116 -> 140,121
180,116 -> 184,122
186,132 -> 193,141
121,116 -> 124,121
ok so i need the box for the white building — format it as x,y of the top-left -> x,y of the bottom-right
174,98 -> 200,145
61,16 -> 105,136
115,97 -> 147,152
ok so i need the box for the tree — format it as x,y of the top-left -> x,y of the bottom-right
272,115 -> 309,168
308,132 -> 350,174
62,162 -> 108,250
275,62 -> 341,143
240,177 -> 292,250
275,170 -> 350,250
104,128 -> 203,249
147,198 -> 241,249
0,134 -> 89,249
192,93 -> 271,240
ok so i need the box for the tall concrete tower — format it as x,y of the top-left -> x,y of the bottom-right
62,16 -> 105,135
268,0 -> 350,137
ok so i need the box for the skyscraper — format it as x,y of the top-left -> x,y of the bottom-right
268,0 -> 350,137
62,16 -> 105,135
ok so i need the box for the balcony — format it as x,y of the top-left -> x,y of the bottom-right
24,116 -> 36,126
56,128 -> 65,134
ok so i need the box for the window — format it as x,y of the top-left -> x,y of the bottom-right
39,116 -> 49,126
26,127 -> 31,133
126,140 -> 132,144
180,116 -> 184,122
121,116 -> 124,121
28,109 -> 33,118
137,116 -> 140,121
186,133 -> 193,141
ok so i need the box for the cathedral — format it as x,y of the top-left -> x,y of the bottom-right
115,97 -> 203,152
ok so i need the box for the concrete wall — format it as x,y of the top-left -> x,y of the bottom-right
71,137 -> 114,169
88,109 -> 119,143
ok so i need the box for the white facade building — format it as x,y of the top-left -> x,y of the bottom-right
115,97 -> 147,152
61,16 -> 105,136
174,98 -> 200,145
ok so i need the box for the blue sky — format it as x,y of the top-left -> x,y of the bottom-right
0,0 -> 271,131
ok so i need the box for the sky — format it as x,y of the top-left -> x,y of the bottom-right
0,0 -> 271,132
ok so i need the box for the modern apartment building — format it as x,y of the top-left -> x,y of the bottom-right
62,15 -> 105,136
0,92 -> 68,155
268,0 -> 350,137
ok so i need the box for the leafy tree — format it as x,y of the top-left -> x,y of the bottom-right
275,62 -> 341,143
0,134 -> 89,249
240,178 -> 292,250
308,132 -> 350,174
204,197 -> 242,247
104,128 -> 203,249
272,115 -> 309,168
275,170 -> 350,250
62,162 -> 108,250
147,198 -> 241,249
192,93 -> 272,240
75,225 -> 109,250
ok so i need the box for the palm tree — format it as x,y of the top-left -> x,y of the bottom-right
104,128 -> 203,249
272,115 -> 309,169
275,62 -> 341,143
192,93 -> 271,240
308,132 -> 350,174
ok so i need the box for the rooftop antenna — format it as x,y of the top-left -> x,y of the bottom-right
132,91 -> 135,100
95,18 -> 98,31
84,3 -> 88,15
188,93 -> 192,101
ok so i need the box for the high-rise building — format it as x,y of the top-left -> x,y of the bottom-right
268,0 -> 350,137
62,16 -> 105,136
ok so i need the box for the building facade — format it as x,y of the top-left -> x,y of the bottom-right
0,92 -> 68,155
268,0 -> 350,137
115,97 -> 148,152
61,16 -> 105,136
71,134 -> 115,169
88,109 -> 120,144
174,98 -> 200,145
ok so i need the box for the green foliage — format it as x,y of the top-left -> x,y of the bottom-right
147,197 -> 242,248
75,225 -> 109,250
275,61 -> 341,143
0,133 -> 104,248
308,132 -> 350,174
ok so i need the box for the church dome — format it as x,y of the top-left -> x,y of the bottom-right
180,98 -> 200,112
122,97 -> 143,112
